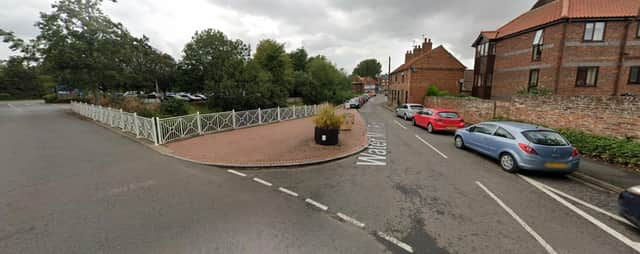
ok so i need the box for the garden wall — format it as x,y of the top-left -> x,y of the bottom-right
424,95 -> 640,140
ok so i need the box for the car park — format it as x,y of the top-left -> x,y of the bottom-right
395,103 -> 424,120
413,108 -> 465,133
619,186 -> 640,227
454,121 -> 580,173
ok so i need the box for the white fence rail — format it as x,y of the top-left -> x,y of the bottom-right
71,101 -> 318,145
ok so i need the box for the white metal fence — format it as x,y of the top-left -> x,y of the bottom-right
71,101 -> 318,145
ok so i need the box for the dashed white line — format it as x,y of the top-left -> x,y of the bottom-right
376,231 -> 414,253
278,187 -> 299,197
520,175 -> 640,253
415,135 -> 448,159
337,212 -> 366,228
253,177 -> 273,187
227,169 -> 246,177
305,198 -> 329,211
7,103 -> 22,112
393,120 -> 408,130
476,181 -> 558,254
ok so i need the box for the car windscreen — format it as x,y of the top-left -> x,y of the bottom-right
409,105 -> 424,110
522,131 -> 569,146
437,112 -> 459,119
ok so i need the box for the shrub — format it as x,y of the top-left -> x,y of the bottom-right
0,93 -> 11,100
43,94 -> 57,103
313,104 -> 344,129
425,85 -> 449,97
559,129 -> 640,168
121,97 -> 145,113
160,99 -> 189,117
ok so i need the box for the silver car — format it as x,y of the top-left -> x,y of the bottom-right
396,104 -> 424,120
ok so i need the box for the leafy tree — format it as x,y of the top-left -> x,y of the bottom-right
179,29 -> 249,93
300,56 -> 351,104
0,57 -> 43,99
289,48 -> 308,72
253,39 -> 292,91
352,58 -> 382,78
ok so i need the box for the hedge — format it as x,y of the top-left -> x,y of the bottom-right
559,129 -> 640,168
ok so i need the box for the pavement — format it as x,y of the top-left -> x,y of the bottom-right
2,98 -> 640,254
163,108 -> 368,167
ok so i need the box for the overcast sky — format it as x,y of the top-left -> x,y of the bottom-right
0,0 -> 533,72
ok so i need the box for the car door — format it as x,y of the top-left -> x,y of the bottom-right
468,123 -> 498,155
396,104 -> 406,116
486,127 -> 516,159
416,110 -> 430,126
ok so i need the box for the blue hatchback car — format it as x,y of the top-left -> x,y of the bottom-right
454,122 -> 580,173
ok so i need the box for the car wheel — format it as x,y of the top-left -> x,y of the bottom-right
454,136 -> 465,149
404,114 -> 408,121
413,119 -> 417,126
499,153 -> 519,173
427,123 -> 434,133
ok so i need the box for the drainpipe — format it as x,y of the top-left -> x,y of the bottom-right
612,20 -> 631,96
554,20 -> 569,94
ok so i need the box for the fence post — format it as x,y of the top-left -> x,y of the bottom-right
258,108 -> 262,124
196,112 -> 202,135
232,109 -> 236,129
119,109 -> 124,130
277,106 -> 281,121
153,117 -> 160,145
134,112 -> 140,138
292,105 -> 296,119
304,105 -> 307,117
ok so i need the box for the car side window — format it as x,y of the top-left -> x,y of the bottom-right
494,127 -> 515,139
424,110 -> 432,116
474,124 -> 497,135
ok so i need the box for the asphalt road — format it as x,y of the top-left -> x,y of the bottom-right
1,99 -> 639,254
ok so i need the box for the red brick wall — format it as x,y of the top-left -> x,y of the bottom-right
408,69 -> 464,104
489,20 -> 640,99
424,95 -> 640,140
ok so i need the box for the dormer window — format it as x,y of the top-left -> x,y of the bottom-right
532,29 -> 543,61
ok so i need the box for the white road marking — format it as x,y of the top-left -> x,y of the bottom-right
520,175 -> 640,253
476,181 -> 558,254
393,120 -> 408,130
337,212 -> 366,228
376,231 -> 414,253
227,169 -> 247,177
7,104 -> 22,112
278,187 -> 299,197
305,198 -> 329,211
252,177 -> 273,187
415,135 -> 448,159
540,179 -> 637,229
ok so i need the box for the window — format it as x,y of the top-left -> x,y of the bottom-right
475,74 -> 483,87
576,67 -> 599,87
477,43 -> 491,57
522,131 -> 569,146
637,22 -> 640,38
437,112 -> 459,119
630,66 -> 640,84
486,73 -> 493,87
528,69 -> 539,90
401,72 -> 405,83
584,22 -> 605,41
472,124 -> 497,135
531,29 -> 544,61
494,127 -> 515,139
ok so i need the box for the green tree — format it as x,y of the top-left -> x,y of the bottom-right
289,48 -> 308,72
352,58 -> 382,78
0,57 -> 43,99
253,39 -> 293,91
300,56 -> 351,104
179,29 -> 249,93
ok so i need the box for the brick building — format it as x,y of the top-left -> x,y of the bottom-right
472,0 -> 640,99
388,38 -> 466,106
351,76 -> 378,94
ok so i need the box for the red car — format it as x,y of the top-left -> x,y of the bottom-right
412,108 -> 465,133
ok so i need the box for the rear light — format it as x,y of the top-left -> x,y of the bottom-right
571,147 -> 579,157
518,143 -> 537,155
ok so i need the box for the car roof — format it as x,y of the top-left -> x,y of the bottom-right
483,121 -> 551,132
406,104 -> 423,107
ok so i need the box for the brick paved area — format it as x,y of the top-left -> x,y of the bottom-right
164,109 -> 367,167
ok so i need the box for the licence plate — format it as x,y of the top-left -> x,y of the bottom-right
446,126 -> 457,130
545,162 -> 569,169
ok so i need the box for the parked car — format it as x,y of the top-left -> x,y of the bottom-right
185,93 -> 203,101
347,98 -> 360,109
396,104 -> 424,120
413,108 -> 465,133
619,186 -> 640,227
194,93 -> 207,100
170,93 -> 191,101
454,121 -> 580,173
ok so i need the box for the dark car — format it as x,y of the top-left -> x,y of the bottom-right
619,186 -> 640,227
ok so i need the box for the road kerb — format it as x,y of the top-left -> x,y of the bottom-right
571,172 -> 624,193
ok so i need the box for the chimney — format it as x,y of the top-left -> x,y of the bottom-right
413,45 -> 422,56
405,50 -> 413,63
422,38 -> 433,52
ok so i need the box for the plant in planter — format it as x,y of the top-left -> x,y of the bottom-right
313,104 -> 344,146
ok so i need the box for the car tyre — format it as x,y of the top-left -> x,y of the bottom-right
427,123 -> 434,133
413,119 -> 417,126
404,113 -> 408,121
499,153 -> 519,173
454,136 -> 465,149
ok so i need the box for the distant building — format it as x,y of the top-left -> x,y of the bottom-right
388,38 -> 466,106
472,0 -> 640,99
352,76 -> 378,94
